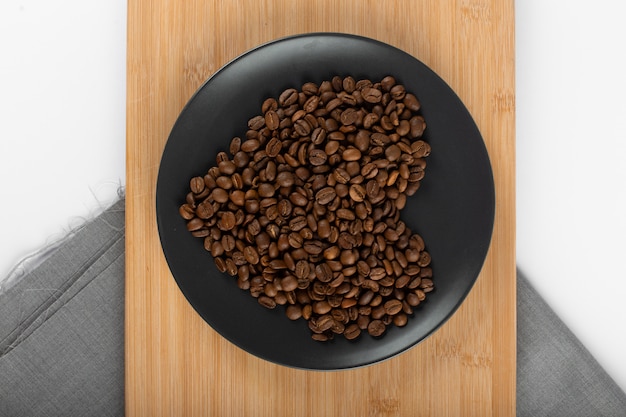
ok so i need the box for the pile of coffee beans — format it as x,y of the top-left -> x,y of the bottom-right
179,75 -> 434,341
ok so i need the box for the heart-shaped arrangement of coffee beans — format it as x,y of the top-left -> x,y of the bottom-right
179,75 -> 434,341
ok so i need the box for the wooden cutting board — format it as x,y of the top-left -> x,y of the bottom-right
125,1 -> 516,416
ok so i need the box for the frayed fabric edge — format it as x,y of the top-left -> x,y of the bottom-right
0,186 -> 125,296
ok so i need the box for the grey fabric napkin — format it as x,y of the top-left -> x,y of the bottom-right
0,198 -> 625,416
516,269 -> 626,416
0,200 -> 125,417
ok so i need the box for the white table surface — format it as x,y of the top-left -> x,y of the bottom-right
1,0 -> 625,393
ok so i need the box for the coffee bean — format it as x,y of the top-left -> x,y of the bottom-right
190,176 -> 205,194
336,208 -> 355,221
314,263 -> 333,283
219,212 -> 236,231
295,260 -> 310,280
304,240 -> 324,255
390,84 -> 406,101
393,313 -> 408,327
362,87 -> 383,103
278,276 -> 297,293
367,319 -> 386,336
384,299 -> 403,315
309,149 -> 327,166
288,232 -> 303,248
213,257 -> 227,273
286,304 -> 302,320
313,300 -> 332,315
342,147 -> 362,162
243,246 -> 260,264
279,88 -> 299,107
294,119 -> 311,136
289,215 -> 307,231
289,192 -> 308,207
385,144 -> 402,162
178,203 -> 196,220
257,183 -> 275,198
369,267 -> 386,281
340,108 -> 360,125
224,258 -> 238,276
411,139 -> 431,157
258,295 -> 277,309
406,292 -> 421,307
186,217 -> 204,232
315,187 -> 336,205
221,234 -> 236,252
248,115 -> 265,130
402,93 -> 421,112
338,232 -> 357,250
265,137 -> 282,157
218,160 -> 236,175
265,110 -> 280,131
303,95 -> 320,113
349,184 -> 366,202
194,201 -> 213,219
181,75 -> 434,342
409,116 -> 426,138
344,323 -> 361,340
323,245 -> 340,260
418,251 -> 432,267
333,167 -> 351,184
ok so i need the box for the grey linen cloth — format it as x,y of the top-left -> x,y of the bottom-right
0,199 -> 125,417
0,198 -> 625,416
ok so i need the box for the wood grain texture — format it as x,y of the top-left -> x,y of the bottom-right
126,1 -> 515,416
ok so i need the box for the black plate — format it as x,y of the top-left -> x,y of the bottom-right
156,33 -> 495,370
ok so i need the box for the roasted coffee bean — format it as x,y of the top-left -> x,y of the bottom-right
248,115 -> 265,130
265,110 -> 280,130
309,149 -> 327,166
349,184 -> 366,202
288,192 -> 308,207
409,116 -> 426,139
194,201 -> 213,219
393,313 -> 408,327
362,87 -> 383,103
403,93 -> 420,112
180,75 -> 433,342
180,204 -> 198,221
342,147 -> 362,162
275,171 -> 295,188
390,84 -> 406,101
221,234 -> 236,252
258,295 -> 277,309
315,263 -> 333,283
304,240 -> 324,255
367,319 -> 386,337
190,176 -> 205,194
280,276 -> 298,292
333,167 -> 351,184
190,227 -> 209,238
186,217 -> 205,232
315,187 -> 336,205
243,246 -> 260,265
289,215 -> 307,231
384,299 -> 403,315
288,232 -> 303,248
279,88 -> 299,107
286,304 -> 302,320
265,137 -> 282,157
344,323 -> 361,340
385,144 -> 402,162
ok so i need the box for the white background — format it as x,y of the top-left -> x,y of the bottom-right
1,0 -> 625,393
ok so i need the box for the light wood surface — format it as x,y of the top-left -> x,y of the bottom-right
126,1 -> 516,416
